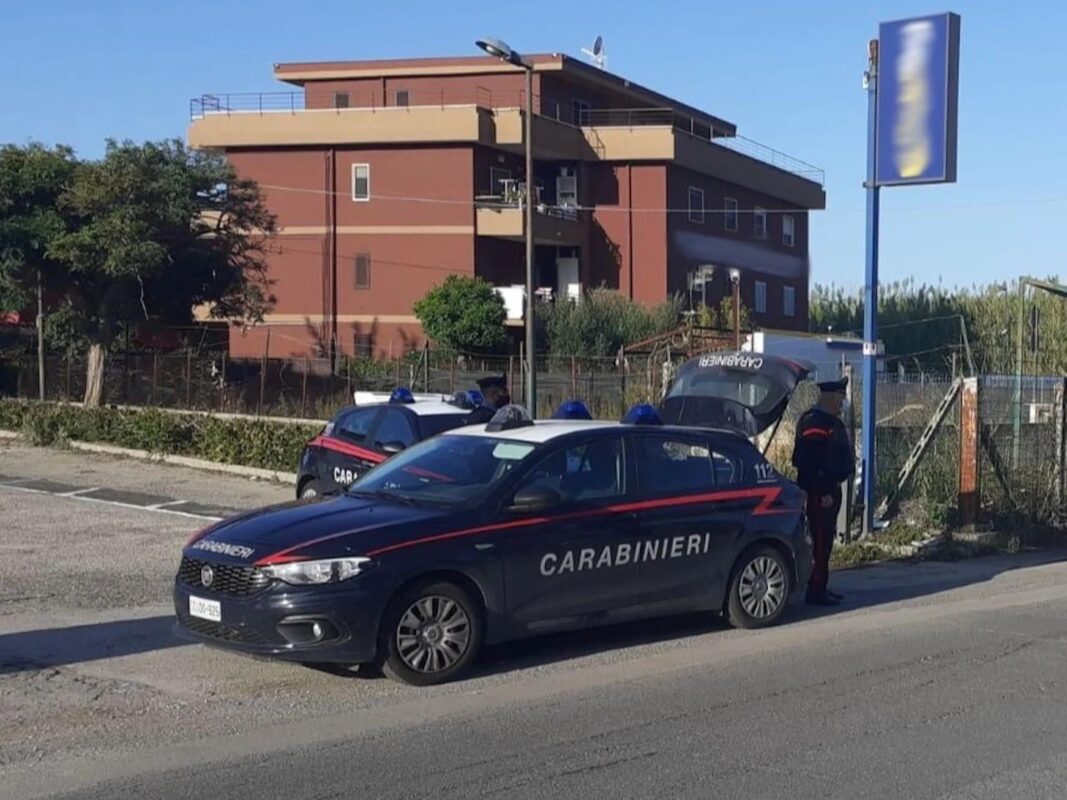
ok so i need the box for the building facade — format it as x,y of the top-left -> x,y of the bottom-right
188,53 -> 825,359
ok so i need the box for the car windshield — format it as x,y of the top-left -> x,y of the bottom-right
348,434 -> 538,506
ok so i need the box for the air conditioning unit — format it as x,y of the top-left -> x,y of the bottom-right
1028,403 -> 1055,424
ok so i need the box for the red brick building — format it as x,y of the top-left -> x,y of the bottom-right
188,53 -> 825,359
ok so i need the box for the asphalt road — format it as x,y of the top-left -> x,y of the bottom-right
4,442 -> 1067,799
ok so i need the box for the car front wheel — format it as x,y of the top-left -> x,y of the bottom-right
379,581 -> 483,686
298,480 -> 324,500
726,546 -> 792,630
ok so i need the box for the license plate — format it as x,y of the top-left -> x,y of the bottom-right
189,595 -> 221,622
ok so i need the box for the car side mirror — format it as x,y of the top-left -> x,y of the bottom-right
508,486 -> 561,513
380,441 -> 407,455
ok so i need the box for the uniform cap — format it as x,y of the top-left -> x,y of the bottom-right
817,377 -> 848,394
553,400 -> 592,420
476,374 -> 507,391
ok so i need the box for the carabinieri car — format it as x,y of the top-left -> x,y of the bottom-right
295,389 -> 476,500
175,353 -> 814,686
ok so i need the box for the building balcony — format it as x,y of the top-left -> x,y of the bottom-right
187,91 -> 824,208
475,186 -> 584,246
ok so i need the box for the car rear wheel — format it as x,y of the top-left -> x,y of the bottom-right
379,581 -> 483,686
726,546 -> 792,630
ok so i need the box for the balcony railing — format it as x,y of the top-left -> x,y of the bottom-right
190,91 -> 823,186
189,87 -> 534,119
475,181 -> 579,221
579,107 -> 824,185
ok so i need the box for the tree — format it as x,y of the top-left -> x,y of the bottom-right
413,275 -> 508,353
537,288 -> 683,358
0,143 -> 79,398
46,139 -> 276,405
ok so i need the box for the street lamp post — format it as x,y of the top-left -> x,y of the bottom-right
476,37 -> 537,416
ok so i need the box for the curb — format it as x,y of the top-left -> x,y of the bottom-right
49,400 -> 326,427
67,440 -> 298,485
0,429 -> 19,440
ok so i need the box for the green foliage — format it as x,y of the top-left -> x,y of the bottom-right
413,275 -> 507,353
696,297 -> 752,331
0,143 -> 78,314
809,277 -> 1067,375
537,288 -> 683,358
0,400 -> 317,472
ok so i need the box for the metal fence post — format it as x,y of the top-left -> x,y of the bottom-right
152,354 -> 159,405
958,377 -> 981,527
1056,377 -> 1067,510
185,349 -> 193,408
220,355 -> 227,412
301,355 -> 309,418
449,355 -> 456,393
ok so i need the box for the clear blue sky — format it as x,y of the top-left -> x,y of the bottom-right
2,0 -> 1062,291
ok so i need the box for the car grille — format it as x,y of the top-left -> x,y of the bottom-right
178,556 -> 271,597
177,613 -> 268,645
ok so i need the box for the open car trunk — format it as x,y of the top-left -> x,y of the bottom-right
658,352 -> 813,437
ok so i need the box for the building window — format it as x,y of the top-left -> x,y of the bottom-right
394,90 -> 409,107
352,164 -> 370,202
725,197 -> 739,232
333,92 -> 349,109
754,207 -> 767,238
354,254 -> 371,289
754,281 -> 767,314
573,99 -> 591,126
354,333 -> 373,358
783,215 -> 796,247
688,186 -> 705,224
783,285 -> 797,317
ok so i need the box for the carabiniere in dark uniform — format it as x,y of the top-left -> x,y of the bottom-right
791,376 -> 855,606
464,374 -> 511,425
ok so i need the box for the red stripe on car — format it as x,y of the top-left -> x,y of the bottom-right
308,435 -> 386,463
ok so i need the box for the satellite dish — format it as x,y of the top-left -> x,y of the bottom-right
581,35 -> 606,70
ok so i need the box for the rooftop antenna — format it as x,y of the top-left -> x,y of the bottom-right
581,35 -> 606,70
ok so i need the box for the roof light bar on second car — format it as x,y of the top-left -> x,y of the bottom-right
621,404 -> 663,426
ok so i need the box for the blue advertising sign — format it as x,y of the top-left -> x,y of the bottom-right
875,12 -> 960,186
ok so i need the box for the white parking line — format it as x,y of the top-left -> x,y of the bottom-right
147,500 -> 190,510
58,487 -> 101,497
0,483 -> 222,522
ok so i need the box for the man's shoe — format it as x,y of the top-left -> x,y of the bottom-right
827,590 -> 845,601
806,592 -> 840,607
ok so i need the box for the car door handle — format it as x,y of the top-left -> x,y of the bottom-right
474,543 -> 494,551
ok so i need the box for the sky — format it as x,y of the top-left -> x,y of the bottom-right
1,0 -> 1064,292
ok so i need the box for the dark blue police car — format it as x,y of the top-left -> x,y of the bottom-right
175,353 -> 813,686
295,389 -> 476,499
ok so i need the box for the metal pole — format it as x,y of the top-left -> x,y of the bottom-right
1012,279 -> 1026,468
860,43 -> 881,536
732,279 -> 740,349
36,269 -> 45,401
523,64 -> 537,416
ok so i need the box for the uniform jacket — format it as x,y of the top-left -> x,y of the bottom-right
791,407 -> 855,497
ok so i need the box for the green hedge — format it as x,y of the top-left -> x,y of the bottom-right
0,401 -> 322,473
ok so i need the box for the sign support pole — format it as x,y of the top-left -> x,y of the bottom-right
861,42 -> 881,537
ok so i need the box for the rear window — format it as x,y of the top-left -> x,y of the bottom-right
417,413 -> 470,439
666,370 -> 773,407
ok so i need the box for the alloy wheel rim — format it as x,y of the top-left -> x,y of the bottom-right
396,595 -> 471,674
738,556 -> 786,619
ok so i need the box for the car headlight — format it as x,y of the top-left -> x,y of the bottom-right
262,557 -> 372,585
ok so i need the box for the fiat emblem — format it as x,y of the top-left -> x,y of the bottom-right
201,565 -> 214,588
